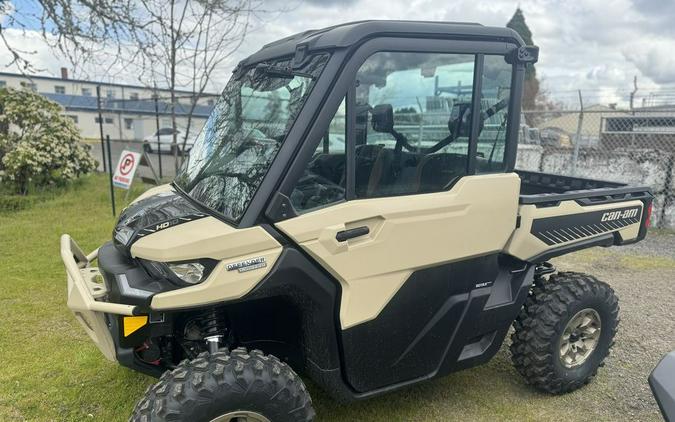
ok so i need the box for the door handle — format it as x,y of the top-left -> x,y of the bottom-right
335,226 -> 370,242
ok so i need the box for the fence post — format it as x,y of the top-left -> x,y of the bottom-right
571,90 -> 584,176
96,85 -> 107,172
105,135 -> 116,216
153,93 -> 163,179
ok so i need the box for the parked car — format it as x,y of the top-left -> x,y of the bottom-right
143,127 -> 197,154
540,126 -> 572,147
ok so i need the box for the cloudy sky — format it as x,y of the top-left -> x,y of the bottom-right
2,0 -> 675,107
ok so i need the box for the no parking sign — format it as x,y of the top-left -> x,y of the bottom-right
112,150 -> 141,189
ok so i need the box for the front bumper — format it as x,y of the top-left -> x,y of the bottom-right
61,235 -> 136,361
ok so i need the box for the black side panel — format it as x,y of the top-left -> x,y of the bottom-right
238,248 -> 342,373
340,254 -> 535,395
340,255 -> 499,392
530,205 -> 642,246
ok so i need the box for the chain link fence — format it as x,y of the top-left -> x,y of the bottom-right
517,107 -> 675,228
68,86 -> 675,228
59,90 -> 221,180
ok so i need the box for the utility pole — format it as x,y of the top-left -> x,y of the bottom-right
96,85 -> 107,172
629,75 -> 638,113
571,90 -> 584,176
153,91 -> 163,179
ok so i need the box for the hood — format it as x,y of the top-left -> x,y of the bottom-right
113,188 -> 208,254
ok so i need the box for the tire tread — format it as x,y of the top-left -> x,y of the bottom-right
510,271 -> 619,394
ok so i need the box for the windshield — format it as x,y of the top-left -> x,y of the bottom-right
174,54 -> 329,222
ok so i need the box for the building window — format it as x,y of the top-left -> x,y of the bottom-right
0,80 -> 6,88
129,92 -> 139,100
124,118 -> 133,130
67,115 -> 79,124
207,99 -> 215,106
95,117 -> 114,124
82,88 -> 92,96
162,118 -> 171,128
21,82 -> 37,92
106,89 -> 115,99
55,85 -> 65,94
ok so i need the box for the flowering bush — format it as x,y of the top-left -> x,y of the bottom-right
0,87 -> 97,194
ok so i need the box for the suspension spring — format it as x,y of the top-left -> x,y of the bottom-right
199,308 -> 227,353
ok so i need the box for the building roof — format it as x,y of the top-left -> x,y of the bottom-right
0,71 -> 220,96
43,93 -> 214,117
240,20 -> 526,67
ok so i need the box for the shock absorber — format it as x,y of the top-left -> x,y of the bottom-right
200,308 -> 227,354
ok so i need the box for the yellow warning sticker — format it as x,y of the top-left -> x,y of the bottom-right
123,315 -> 148,337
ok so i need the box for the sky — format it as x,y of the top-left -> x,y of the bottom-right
2,0 -> 675,108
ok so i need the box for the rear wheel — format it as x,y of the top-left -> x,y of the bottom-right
510,271 -> 619,394
130,348 -> 315,422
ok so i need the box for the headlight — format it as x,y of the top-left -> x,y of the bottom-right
168,262 -> 205,285
139,258 -> 217,287
114,226 -> 135,245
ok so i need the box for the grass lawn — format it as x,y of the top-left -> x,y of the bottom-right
0,174 -> 670,421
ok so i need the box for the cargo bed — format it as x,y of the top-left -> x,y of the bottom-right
506,170 -> 653,263
517,170 -> 652,206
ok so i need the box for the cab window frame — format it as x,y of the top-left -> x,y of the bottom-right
269,36 -> 523,220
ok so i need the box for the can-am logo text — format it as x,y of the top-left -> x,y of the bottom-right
601,208 -> 639,222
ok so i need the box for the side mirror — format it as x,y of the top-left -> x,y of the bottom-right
371,104 -> 395,133
448,102 -> 478,138
650,351 -> 675,421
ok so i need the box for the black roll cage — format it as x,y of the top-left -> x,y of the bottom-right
229,26 -> 533,227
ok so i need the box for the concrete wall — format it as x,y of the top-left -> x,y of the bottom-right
516,144 -> 675,228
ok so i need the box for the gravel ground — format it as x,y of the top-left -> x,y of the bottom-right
543,230 -> 675,421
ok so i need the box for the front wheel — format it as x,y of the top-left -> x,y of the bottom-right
510,271 -> 619,394
130,348 -> 315,422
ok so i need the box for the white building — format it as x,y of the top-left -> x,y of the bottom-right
0,69 -> 217,142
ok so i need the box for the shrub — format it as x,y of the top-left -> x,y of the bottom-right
0,87 -> 97,194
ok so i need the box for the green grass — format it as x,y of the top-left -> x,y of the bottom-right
0,175 -> 667,421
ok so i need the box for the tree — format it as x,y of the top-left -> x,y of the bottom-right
507,8 -> 540,113
2,0 -> 267,171
0,87 -> 97,194
0,0 -> 139,73
128,0 -> 257,171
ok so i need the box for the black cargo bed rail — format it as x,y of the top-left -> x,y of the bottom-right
517,170 -> 653,207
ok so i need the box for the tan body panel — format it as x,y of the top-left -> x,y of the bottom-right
130,183 -> 174,204
506,199 -> 643,261
131,216 -> 279,262
277,173 -> 521,329
129,217 -> 282,310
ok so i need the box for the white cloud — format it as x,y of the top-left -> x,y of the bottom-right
623,38 -> 675,85
1,0 -> 673,107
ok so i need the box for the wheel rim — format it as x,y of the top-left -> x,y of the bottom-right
210,411 -> 271,422
559,308 -> 602,368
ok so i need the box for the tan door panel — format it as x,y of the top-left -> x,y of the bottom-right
276,173 -> 521,329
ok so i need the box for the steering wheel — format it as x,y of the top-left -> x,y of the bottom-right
292,172 -> 345,210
